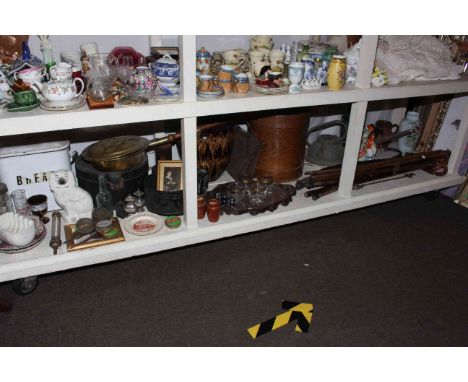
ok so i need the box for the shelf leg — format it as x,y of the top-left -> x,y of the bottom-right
447,101 -> 468,175
179,35 -> 197,103
182,117 -> 198,229
338,101 -> 368,197
355,35 -> 378,89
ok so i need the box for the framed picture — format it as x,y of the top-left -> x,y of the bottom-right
157,160 -> 183,192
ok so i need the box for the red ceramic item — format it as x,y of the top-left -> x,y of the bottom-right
109,46 -> 145,67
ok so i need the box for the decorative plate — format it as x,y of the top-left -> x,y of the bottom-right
249,81 -> 288,95
123,212 -> 164,236
6,100 -> 40,112
197,86 -> 225,98
0,222 -> 46,254
40,95 -> 86,111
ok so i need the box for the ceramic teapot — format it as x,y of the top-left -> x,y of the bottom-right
33,78 -> 84,103
149,54 -> 179,83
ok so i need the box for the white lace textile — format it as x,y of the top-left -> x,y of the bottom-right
376,36 -> 463,84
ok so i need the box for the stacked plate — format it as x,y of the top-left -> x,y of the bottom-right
123,212 -> 164,236
197,86 -> 225,99
0,222 -> 46,254
40,95 -> 87,111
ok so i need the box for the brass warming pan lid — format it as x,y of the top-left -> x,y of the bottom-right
82,136 -> 150,162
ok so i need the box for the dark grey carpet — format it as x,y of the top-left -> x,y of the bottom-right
0,194 -> 467,346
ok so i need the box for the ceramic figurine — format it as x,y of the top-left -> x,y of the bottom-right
371,66 -> 389,87
49,170 -> 93,224
196,47 -> 211,75
37,35 -> 54,66
0,212 -> 35,247
358,125 -> 377,161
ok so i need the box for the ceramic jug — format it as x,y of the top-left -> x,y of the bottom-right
398,111 -> 421,155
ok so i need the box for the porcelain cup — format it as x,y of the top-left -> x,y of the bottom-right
49,62 -> 73,81
218,65 -> 235,81
13,89 -> 38,106
14,66 -> 47,87
198,74 -> 215,92
222,50 -> 239,67
234,73 -> 249,94
249,35 -> 273,51
288,62 -> 305,85
33,78 -> 84,103
269,50 -> 285,73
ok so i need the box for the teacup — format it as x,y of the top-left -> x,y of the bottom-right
222,50 -> 239,67
218,79 -> 232,94
268,71 -> 282,88
218,65 -> 235,81
198,74 -> 215,92
14,66 -> 47,87
49,62 -> 73,81
269,50 -> 285,73
33,78 -> 84,103
13,89 -> 38,106
233,73 -> 249,94
249,35 -> 273,51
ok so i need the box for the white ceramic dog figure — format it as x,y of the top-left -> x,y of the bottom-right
49,170 -> 93,224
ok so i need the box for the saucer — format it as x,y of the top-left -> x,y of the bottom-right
155,94 -> 180,102
6,100 -> 40,112
40,95 -> 87,111
197,86 -> 225,98
0,222 -> 46,253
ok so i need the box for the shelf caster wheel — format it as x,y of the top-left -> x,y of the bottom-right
12,277 -> 39,296
424,191 -> 440,201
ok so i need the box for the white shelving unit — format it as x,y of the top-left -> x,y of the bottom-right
0,35 -> 467,283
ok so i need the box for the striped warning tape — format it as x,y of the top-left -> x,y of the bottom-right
247,301 -> 314,339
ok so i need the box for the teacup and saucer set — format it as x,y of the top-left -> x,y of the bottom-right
196,74 -> 225,98
6,89 -> 41,112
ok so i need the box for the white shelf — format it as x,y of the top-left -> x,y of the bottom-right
1,35 -> 467,285
0,170 -> 462,282
1,76 -> 468,137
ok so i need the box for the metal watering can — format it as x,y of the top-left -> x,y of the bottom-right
305,120 -> 347,166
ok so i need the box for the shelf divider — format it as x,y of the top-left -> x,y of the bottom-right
355,35 -> 378,89
179,35 -> 197,103
182,117 -> 198,228
338,101 -> 368,197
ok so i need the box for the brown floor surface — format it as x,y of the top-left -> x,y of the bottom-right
0,194 -> 467,346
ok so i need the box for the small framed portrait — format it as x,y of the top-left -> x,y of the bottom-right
157,160 -> 183,192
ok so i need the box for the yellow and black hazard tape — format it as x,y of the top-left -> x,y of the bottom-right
247,301 -> 314,339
